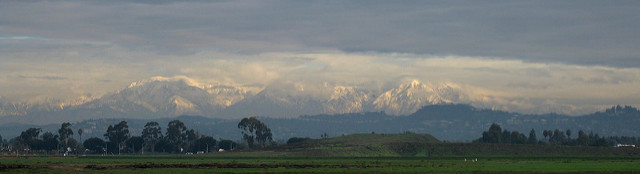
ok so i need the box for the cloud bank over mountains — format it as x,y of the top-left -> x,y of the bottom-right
2,52 -> 640,117
1,70 -> 638,125
1,1 -> 640,119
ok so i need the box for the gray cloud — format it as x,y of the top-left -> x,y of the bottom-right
15,75 -> 67,80
1,1 -> 639,66
1,1 -> 640,115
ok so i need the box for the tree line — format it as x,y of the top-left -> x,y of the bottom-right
0,117 -> 272,155
475,123 -> 639,147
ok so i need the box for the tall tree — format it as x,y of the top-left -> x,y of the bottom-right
104,121 -> 130,155
566,129 -> 572,140
58,122 -> 74,150
194,136 -> 217,153
83,137 -> 105,154
577,130 -> 589,146
166,120 -> 188,153
78,129 -> 83,143
480,124 -> 503,143
218,139 -> 237,151
142,121 -> 162,153
528,129 -> 538,144
502,130 -> 512,143
40,132 -> 59,151
513,131 -> 528,144
551,129 -> 565,143
543,130 -> 550,140
127,136 -> 144,154
238,117 -> 273,148
16,128 -> 41,151
185,129 -> 198,152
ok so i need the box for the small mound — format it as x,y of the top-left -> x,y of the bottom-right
317,133 -> 440,145
278,133 -> 440,157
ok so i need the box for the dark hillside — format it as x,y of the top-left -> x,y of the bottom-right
245,133 -> 442,157
216,133 -> 640,157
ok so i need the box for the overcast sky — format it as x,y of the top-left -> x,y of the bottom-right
1,1 -> 639,114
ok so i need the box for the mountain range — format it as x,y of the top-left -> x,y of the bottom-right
0,77 -> 469,124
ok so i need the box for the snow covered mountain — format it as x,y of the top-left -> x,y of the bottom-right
220,82 -> 372,118
372,80 -> 467,115
0,77 -> 477,123
0,97 -> 70,116
72,76 -> 250,119
323,85 -> 372,114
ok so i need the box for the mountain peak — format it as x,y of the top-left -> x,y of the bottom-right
128,76 -> 206,89
410,79 -> 422,87
372,80 -> 467,115
399,79 -> 427,89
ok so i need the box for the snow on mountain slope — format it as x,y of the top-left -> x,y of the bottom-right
220,81 -> 323,118
76,76 -> 250,119
323,85 -> 372,114
0,97 -> 73,116
372,80 -> 466,115
0,76 -> 527,123
221,82 -> 375,118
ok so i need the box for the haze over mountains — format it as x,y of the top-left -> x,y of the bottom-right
1,77 -> 639,141
0,76 -> 634,126
0,76 -> 474,124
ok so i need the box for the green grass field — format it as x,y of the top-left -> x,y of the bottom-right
2,134 -> 639,173
1,156 -> 640,173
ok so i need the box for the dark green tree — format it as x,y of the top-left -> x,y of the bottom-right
154,139 -> 171,153
40,132 -> 59,151
104,121 -> 130,155
166,120 -> 188,153
58,122 -> 74,150
577,130 -> 589,146
566,129 -> 572,140
542,130 -> 550,140
218,139 -> 237,151
17,128 -> 42,151
142,121 -> 162,153
502,130 -> 512,143
480,123 -> 503,143
185,129 -> 198,152
510,131 -> 526,144
238,117 -> 273,148
127,136 -> 144,154
78,129 -> 83,143
0,134 -> 4,147
194,136 -> 217,153
528,129 -> 538,144
83,137 -> 105,154
550,129 -> 566,144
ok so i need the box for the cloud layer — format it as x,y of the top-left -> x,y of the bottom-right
1,1 -> 639,115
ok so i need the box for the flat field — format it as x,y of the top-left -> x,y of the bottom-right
1,155 -> 639,173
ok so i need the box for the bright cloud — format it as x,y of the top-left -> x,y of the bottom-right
1,1 -> 639,115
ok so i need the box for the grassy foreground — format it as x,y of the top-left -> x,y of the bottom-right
1,156 -> 640,173
2,134 -> 639,173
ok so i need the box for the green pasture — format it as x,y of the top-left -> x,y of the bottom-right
1,156 -> 640,173
2,134 -> 639,173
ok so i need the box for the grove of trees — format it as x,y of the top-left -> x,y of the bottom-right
476,123 -> 614,147
0,117 -> 274,155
